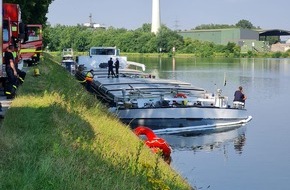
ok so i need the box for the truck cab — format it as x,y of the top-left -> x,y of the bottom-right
2,3 -> 25,64
20,24 -> 43,65
1,3 -> 26,78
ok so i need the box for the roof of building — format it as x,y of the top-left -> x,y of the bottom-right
259,29 -> 290,36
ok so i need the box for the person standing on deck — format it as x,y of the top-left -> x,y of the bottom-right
114,58 -> 120,78
107,57 -> 115,78
234,86 -> 247,103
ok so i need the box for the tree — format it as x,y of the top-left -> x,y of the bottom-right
135,23 -> 152,33
235,19 -> 254,29
156,25 -> 184,53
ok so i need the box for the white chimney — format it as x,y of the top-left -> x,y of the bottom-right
151,0 -> 161,34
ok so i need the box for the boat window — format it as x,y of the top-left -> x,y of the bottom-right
3,21 -> 9,43
91,48 -> 116,55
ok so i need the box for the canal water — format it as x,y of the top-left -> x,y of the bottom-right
129,57 -> 290,190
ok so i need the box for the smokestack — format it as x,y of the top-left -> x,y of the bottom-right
151,0 -> 160,34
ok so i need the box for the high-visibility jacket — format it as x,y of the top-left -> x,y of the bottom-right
85,71 -> 94,82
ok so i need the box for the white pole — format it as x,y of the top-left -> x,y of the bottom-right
151,0 -> 160,34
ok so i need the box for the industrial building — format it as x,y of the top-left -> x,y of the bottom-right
178,28 -> 290,53
178,28 -> 258,45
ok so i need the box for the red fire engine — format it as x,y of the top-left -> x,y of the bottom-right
20,24 -> 43,66
1,2 -> 43,74
1,1 -> 43,93
2,3 -> 25,65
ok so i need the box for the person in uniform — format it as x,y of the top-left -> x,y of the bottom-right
114,58 -> 120,78
4,45 -> 18,99
107,57 -> 115,78
85,69 -> 94,92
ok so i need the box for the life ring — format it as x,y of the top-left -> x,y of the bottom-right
174,93 -> 187,98
134,126 -> 171,162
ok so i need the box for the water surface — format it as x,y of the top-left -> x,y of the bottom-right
129,57 -> 290,190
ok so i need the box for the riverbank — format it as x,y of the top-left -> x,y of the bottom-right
123,51 -> 290,58
49,50 -> 290,59
0,53 -> 192,190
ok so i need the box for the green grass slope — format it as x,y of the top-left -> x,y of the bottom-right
0,53 -> 192,190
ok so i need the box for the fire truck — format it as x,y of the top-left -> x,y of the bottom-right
1,1 -> 43,94
2,3 -> 25,65
1,2 -> 43,75
20,24 -> 43,66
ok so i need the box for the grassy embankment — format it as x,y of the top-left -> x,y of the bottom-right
0,53 -> 192,190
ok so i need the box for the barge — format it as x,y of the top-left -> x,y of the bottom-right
75,47 -> 252,135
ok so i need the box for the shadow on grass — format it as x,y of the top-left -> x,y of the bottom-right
0,104 -> 150,189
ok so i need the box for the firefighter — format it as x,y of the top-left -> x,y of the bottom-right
114,58 -> 120,78
107,57 -> 115,78
4,45 -> 18,99
85,69 -> 94,92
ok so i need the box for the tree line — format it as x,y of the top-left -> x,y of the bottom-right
193,19 -> 260,30
44,23 -> 240,57
43,19 -> 260,56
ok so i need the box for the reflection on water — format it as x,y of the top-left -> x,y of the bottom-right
160,126 -> 247,154
233,133 -> 246,154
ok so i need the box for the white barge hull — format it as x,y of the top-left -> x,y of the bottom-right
110,106 -> 252,135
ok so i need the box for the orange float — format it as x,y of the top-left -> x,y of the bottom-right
134,126 -> 171,163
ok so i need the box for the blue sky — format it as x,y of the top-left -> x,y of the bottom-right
46,0 -> 290,31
